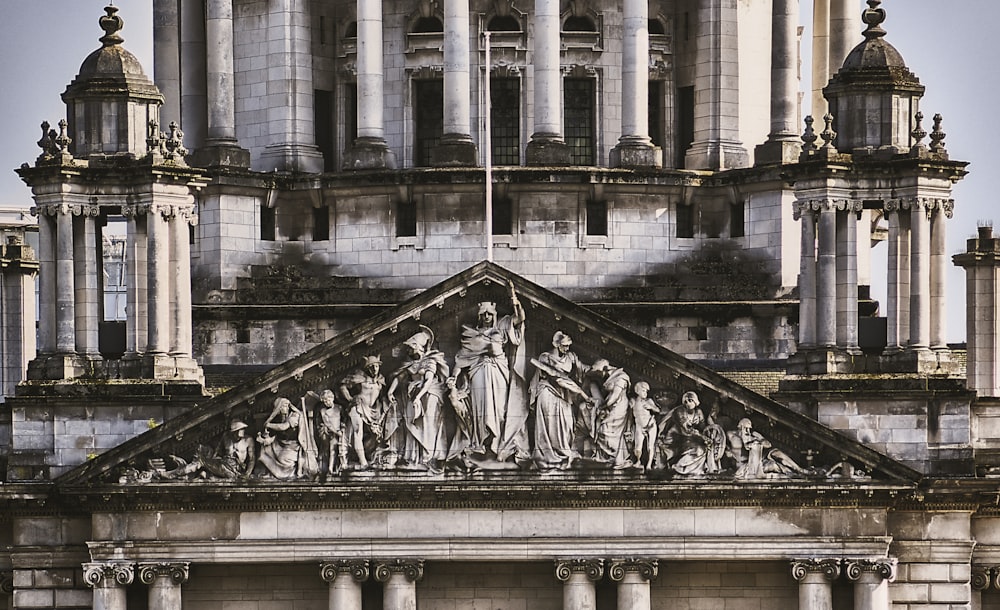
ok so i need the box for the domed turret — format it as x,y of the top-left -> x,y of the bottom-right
822,0 -> 924,155
61,6 -> 164,159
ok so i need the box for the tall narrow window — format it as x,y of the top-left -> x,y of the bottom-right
586,199 -> 608,236
314,89 -> 335,171
396,199 -> 417,238
344,83 -> 358,149
414,80 -> 443,167
313,206 -> 330,241
565,78 -> 595,165
677,85 -> 695,168
261,202 -> 276,241
676,203 -> 694,238
730,201 -> 745,238
493,194 -> 513,235
491,77 -> 520,165
648,80 -> 664,150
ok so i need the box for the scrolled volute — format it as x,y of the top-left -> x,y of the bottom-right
607,558 -> 658,582
138,562 -> 189,586
0,571 -> 12,595
83,562 -> 135,588
373,559 -> 424,583
790,558 -> 841,582
972,565 -> 992,591
844,557 -> 896,582
554,558 -> 604,582
320,559 -> 370,584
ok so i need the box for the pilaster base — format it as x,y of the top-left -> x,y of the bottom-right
526,135 -> 572,166
137,353 -> 206,384
344,138 -> 398,171
431,134 -> 478,167
880,348 -> 960,375
190,140 -> 251,168
261,143 -> 325,173
684,140 -> 749,170
25,353 -> 103,381
785,347 -> 857,375
610,138 -> 663,169
754,138 -> 801,165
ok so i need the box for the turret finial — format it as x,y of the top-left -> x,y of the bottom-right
862,0 -> 886,39
99,5 -> 125,47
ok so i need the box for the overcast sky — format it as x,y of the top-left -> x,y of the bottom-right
0,1 -> 993,342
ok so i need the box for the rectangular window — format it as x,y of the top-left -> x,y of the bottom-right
676,203 -> 694,238
396,199 -> 417,238
344,83 -> 358,148
492,194 -> 513,235
314,89 -> 335,171
313,206 -> 330,241
677,86 -> 695,168
564,78 -> 595,165
261,201 -> 276,241
731,201 -> 745,238
648,80 -> 664,149
586,199 -> 608,236
491,77 -> 520,165
414,79 -> 443,167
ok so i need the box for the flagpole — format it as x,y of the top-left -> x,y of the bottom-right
483,31 -> 494,263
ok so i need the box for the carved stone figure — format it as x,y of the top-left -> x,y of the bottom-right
629,381 -> 660,470
337,355 -> 387,469
387,327 -> 450,471
157,419 -> 256,481
255,397 -> 319,480
660,391 -> 725,476
529,331 -> 592,470
314,389 -> 347,476
451,280 -> 528,463
732,418 -> 808,479
591,359 -> 632,468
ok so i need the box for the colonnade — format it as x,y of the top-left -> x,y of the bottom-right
79,557 -> 895,609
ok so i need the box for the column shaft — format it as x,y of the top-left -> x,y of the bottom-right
828,0 -> 856,72
798,209 -> 817,347
853,572 -> 890,610
205,0 -> 237,142
909,202 -> 931,349
443,0 -> 471,137
797,572 -> 833,610
139,563 -> 189,610
836,206 -> 858,349
125,212 -> 148,355
771,0 -> 799,138
93,584 -> 127,610
929,208 -> 947,348
169,215 -> 193,356
146,208 -> 171,354
37,212 -> 55,353
532,0 -> 562,137
382,572 -> 416,610
179,0 -> 208,149
356,0 -> 384,141
616,571 -> 651,610
154,0 -> 182,127
328,576 -> 362,609
74,211 -> 100,355
811,0 -> 830,117
885,209 -> 910,349
621,0 -> 650,140
55,208 -> 75,353
816,206 -> 837,347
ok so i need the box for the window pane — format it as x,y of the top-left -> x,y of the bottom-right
565,78 -> 595,166
415,80 -> 443,167
396,200 -> 417,237
586,199 -> 608,236
491,78 -> 520,165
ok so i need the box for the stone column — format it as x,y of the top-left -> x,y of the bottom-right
434,0 -> 477,165
146,204 -> 171,354
193,0 -> 250,167
685,0 -> 748,170
179,0 -> 207,150
816,203 -> 837,347
154,0 -> 182,127
138,562 -> 189,610
554,559 -> 604,610
828,0 -> 856,72
929,203 -> 949,348
74,206 -> 100,356
611,0 -> 659,168
954,226 -> 1000,397
84,562 -> 134,610
791,559 -> 840,610
811,0 -> 830,117
320,560 -> 370,610
884,203 -> 910,350
526,0 -> 571,165
123,205 -> 148,357
755,0 -> 801,164
346,0 -> 395,169
55,205 -> 75,354
608,559 -> 658,610
835,200 -> 858,350
0,234 -> 37,397
845,558 -> 895,610
909,200 -> 931,349
36,210 -> 56,354
374,560 -> 424,610
798,205 -> 817,347
169,211 -> 194,358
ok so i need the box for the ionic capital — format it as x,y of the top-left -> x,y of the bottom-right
83,562 -> 135,588
0,571 -> 12,595
790,558 -> 841,582
320,559 -> 370,584
844,557 -> 896,582
607,558 -> 658,582
972,565 -> 992,591
137,562 -> 189,586
373,559 -> 424,583
554,558 -> 604,582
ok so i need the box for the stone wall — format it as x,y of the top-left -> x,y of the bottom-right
650,561 -> 797,610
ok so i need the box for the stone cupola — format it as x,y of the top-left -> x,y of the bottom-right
61,5 -> 164,159
822,0 -> 924,155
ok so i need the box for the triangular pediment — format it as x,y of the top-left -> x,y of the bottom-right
57,262 -> 919,506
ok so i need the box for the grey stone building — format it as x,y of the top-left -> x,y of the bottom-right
2,1 -> 1000,609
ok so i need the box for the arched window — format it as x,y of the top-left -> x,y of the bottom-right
563,16 -> 596,32
344,21 -> 357,38
648,18 -> 666,35
487,15 -> 521,32
413,16 -> 443,33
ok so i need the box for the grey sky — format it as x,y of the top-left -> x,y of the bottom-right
0,0 -> 992,342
